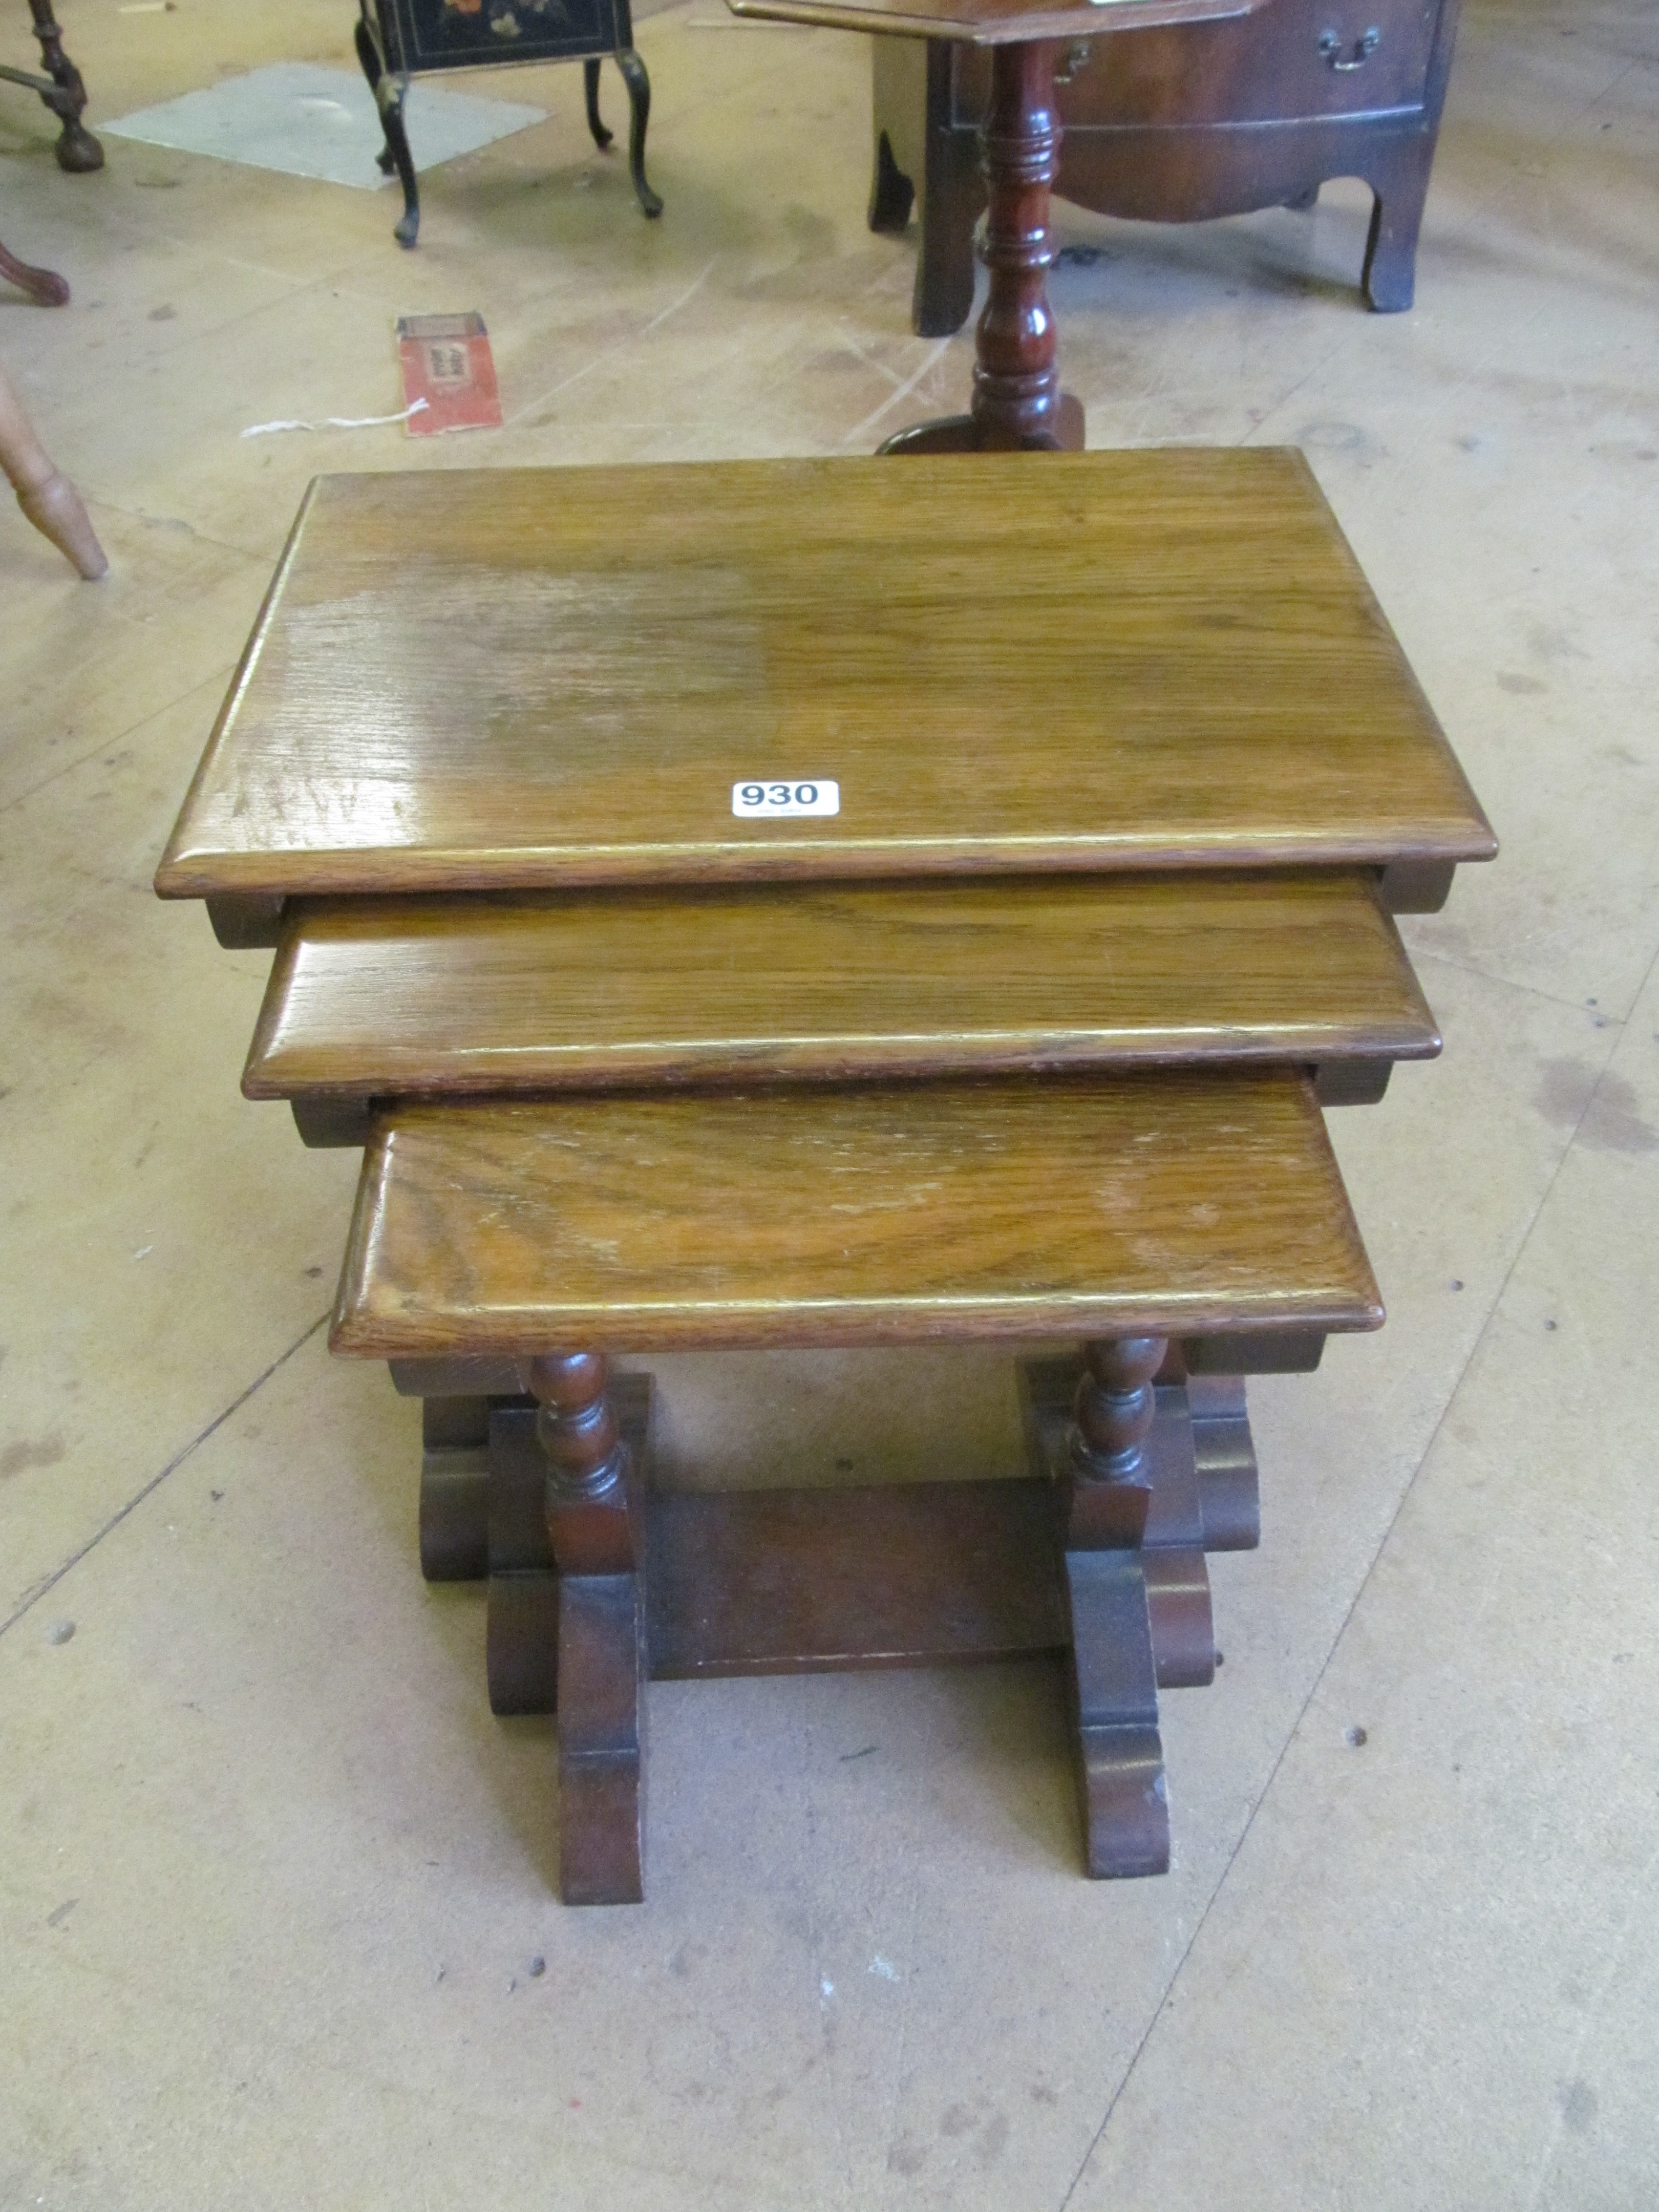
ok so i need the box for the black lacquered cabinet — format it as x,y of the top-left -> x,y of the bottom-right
356,0 -> 662,246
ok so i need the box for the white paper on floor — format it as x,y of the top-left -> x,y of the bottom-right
102,62 -> 545,190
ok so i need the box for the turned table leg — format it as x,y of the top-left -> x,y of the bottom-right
881,37 -> 1083,456
524,1351 -> 646,1906
26,0 -> 102,172
1062,1336 -> 1171,1878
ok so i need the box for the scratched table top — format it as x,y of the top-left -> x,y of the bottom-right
156,449 -> 1494,904
725,0 -> 1258,48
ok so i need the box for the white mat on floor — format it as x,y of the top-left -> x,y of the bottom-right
103,62 -> 545,190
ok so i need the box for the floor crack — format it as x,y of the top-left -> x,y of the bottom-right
0,1311 -> 329,1640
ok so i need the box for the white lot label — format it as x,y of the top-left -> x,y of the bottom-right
732,779 -> 840,819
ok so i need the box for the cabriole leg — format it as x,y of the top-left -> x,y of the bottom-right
355,11 -> 419,246
583,57 -> 613,148
614,50 -> 663,219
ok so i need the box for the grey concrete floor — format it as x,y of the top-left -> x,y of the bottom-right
2,0 -> 1655,2205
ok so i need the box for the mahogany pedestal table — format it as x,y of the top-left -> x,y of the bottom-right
726,0 -> 1266,451
155,450 -> 1495,1904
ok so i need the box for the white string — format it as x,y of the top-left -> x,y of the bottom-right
241,399 -> 430,438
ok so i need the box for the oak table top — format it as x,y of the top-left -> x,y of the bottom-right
726,0 -> 1255,45
330,1069 -> 1382,1357
156,451 -> 1494,905
246,867 -> 1437,1100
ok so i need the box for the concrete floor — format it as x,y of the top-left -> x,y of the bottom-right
2,0 -> 1656,2204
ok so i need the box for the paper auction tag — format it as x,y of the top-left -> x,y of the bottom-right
396,312 -> 502,435
732,780 -> 840,818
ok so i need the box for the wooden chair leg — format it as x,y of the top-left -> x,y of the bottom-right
0,360 -> 107,579
524,1352 -> 646,1904
0,238 -> 70,308
28,0 -> 103,173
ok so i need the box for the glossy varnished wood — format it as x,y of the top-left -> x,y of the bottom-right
155,454 -> 1494,903
730,0 -> 1254,42
244,868 -> 1438,1102
329,1071 -> 1381,1358
466,1359 -> 1256,1888
475,1367 -> 1245,1687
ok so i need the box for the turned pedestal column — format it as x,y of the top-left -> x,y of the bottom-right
882,38 -> 1084,453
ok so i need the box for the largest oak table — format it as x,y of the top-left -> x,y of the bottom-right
157,450 -> 1494,1903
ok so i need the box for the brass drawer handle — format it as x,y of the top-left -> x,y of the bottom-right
1320,26 -> 1381,68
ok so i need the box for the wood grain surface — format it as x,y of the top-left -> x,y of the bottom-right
330,1070 -> 1382,1356
245,868 -> 1438,1097
728,0 -> 1257,47
156,452 -> 1494,901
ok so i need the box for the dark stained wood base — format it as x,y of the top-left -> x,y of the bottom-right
879,391 -> 1086,455
413,1355 -> 1259,1899
556,1564 -> 646,1905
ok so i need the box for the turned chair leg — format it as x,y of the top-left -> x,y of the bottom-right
28,0 -> 102,172
0,361 -> 107,579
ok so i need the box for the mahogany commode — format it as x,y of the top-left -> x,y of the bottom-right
156,449 -> 1494,1904
726,0 -> 1272,449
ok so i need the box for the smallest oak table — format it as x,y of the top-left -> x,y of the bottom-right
156,450 -> 1493,1904
726,0 -> 1267,450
